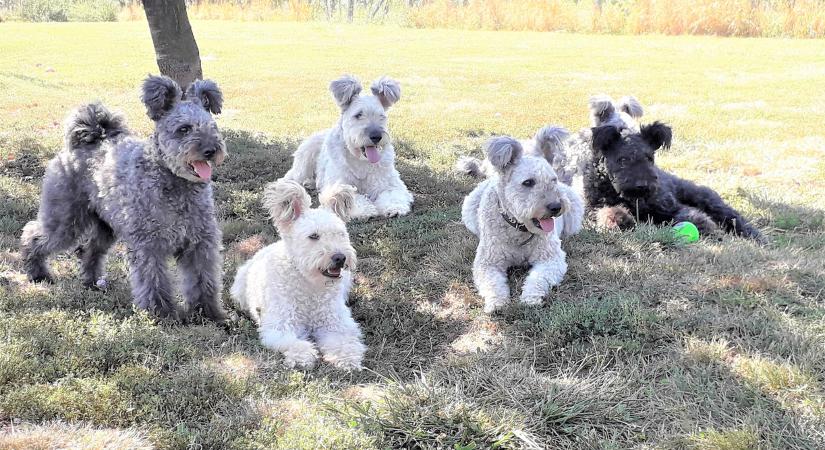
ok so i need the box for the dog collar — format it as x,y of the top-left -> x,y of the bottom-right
500,210 -> 530,233
497,198 -> 538,246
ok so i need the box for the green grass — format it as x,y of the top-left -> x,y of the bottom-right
1,21 -> 824,449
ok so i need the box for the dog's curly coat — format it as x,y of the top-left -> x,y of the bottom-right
284,75 -> 413,220
231,180 -> 365,369
20,75 -> 229,321
460,137 -> 584,313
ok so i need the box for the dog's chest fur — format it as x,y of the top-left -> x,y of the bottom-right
477,186 -> 557,266
90,138 -> 218,250
317,128 -> 396,199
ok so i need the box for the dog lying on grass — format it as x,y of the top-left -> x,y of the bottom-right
231,180 -> 366,370
458,136 -> 584,313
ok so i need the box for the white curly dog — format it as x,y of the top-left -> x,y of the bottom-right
231,180 -> 366,369
459,136 -> 584,313
284,75 -> 413,220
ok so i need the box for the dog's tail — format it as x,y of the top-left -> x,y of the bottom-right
455,156 -> 490,179
283,130 -> 327,186
64,102 -> 127,150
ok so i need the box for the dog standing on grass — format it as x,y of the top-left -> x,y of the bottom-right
231,180 -> 366,370
459,137 -> 584,313
284,75 -> 413,220
20,75 -> 228,322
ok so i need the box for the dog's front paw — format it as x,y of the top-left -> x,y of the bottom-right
483,297 -> 508,314
282,341 -> 319,369
519,294 -> 544,306
379,203 -> 411,218
596,206 -> 636,230
350,197 -> 380,220
323,340 -> 366,371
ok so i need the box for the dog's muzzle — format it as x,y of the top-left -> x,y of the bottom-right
321,253 -> 347,278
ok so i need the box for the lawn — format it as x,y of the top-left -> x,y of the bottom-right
1,21 -> 824,449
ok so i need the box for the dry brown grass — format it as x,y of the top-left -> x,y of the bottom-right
407,0 -> 825,38
115,0 -> 825,38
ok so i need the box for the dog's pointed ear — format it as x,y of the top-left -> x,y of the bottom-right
319,184 -> 356,223
618,96 -> 643,119
640,121 -> 672,151
141,75 -> 182,121
591,125 -> 622,154
185,79 -> 223,114
485,136 -> 523,173
263,179 -> 312,229
589,94 -> 616,126
370,76 -> 401,109
533,125 -> 569,164
330,75 -> 362,110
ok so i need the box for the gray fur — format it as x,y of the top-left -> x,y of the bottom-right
370,76 -> 401,109
186,79 -> 223,114
618,95 -> 644,119
330,75 -> 363,110
20,75 -> 229,322
141,75 -> 182,121
486,137 -> 522,173
589,94 -> 643,131
455,155 -> 486,178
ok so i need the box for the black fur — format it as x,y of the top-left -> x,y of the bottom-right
585,123 -> 762,240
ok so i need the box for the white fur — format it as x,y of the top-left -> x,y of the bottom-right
461,137 -> 584,314
284,75 -> 413,220
231,180 -> 366,370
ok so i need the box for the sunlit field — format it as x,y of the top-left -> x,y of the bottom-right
1,21 -> 824,448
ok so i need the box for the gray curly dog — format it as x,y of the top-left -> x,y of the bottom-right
20,75 -> 229,322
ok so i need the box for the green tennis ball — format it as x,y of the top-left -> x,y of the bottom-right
673,221 -> 700,243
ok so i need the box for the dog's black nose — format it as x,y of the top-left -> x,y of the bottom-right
331,253 -> 346,268
369,132 -> 382,144
546,202 -> 563,216
203,147 -> 217,159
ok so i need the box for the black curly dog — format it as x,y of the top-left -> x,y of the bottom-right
584,122 -> 762,240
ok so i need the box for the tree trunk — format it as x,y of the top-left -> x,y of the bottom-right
142,0 -> 202,90
347,0 -> 354,22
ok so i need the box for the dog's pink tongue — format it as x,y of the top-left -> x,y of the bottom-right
191,161 -> 212,181
539,217 -> 555,233
364,146 -> 381,164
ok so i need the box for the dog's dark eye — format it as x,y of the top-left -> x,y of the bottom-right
354,111 -> 364,120
522,179 -> 535,188
177,126 -> 191,135
308,233 -> 320,240
618,157 -> 629,165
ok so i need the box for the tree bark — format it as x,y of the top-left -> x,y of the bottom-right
347,0 -> 354,22
142,0 -> 202,90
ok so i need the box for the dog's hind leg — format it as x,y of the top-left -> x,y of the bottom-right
128,248 -> 181,320
21,206 -> 91,283
677,183 -> 761,239
78,218 -> 115,288
177,240 -> 227,323
673,205 -> 719,235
